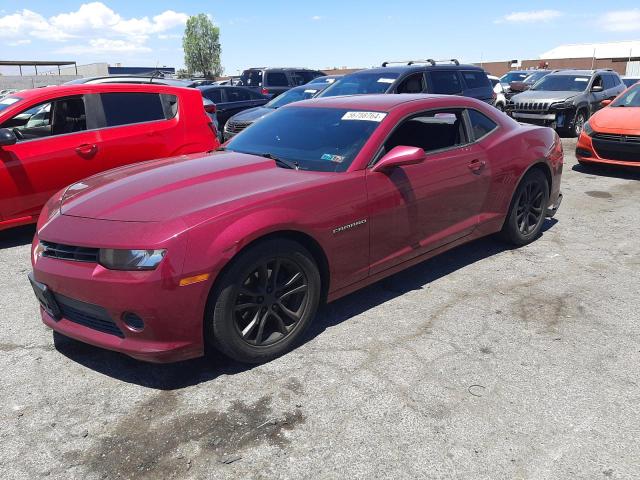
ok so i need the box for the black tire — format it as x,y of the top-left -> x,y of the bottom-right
570,110 -> 587,138
205,238 -> 321,363
500,169 -> 550,246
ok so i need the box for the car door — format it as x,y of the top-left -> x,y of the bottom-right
0,94 -> 101,222
89,91 -> 179,169
366,109 -> 491,275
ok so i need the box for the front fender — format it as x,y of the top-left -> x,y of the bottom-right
183,207 -> 327,282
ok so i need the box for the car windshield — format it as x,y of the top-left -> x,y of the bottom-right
319,72 -> 400,97
265,87 -> 320,109
611,85 -> 640,107
523,71 -> 548,84
225,107 -> 385,172
239,70 -> 262,87
0,96 -> 23,112
500,72 -> 528,84
531,75 -> 590,92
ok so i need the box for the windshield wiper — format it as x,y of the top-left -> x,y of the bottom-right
261,153 -> 299,170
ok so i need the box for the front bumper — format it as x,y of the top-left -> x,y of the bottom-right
576,131 -> 640,168
507,107 -> 576,130
31,216 -> 212,363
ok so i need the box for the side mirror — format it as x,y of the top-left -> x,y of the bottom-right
600,99 -> 612,107
372,146 -> 426,173
0,128 -> 17,147
591,85 -> 604,93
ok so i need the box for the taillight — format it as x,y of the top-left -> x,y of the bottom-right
261,88 -> 269,95
204,104 -> 217,114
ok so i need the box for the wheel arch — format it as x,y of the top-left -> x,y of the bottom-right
207,228 -> 331,306
501,160 -> 553,229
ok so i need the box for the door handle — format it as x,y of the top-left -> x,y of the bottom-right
468,159 -> 486,173
75,144 -> 97,157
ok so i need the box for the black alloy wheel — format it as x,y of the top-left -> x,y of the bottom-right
500,169 -> 549,246
233,258 -> 309,346
206,238 -> 321,363
514,181 -> 545,236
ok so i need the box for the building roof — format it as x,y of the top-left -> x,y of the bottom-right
540,41 -> 640,60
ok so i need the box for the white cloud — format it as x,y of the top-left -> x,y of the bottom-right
56,38 -> 152,55
6,39 -> 32,46
495,9 -> 563,24
311,15 -> 323,21
0,2 -> 188,51
600,9 -> 640,32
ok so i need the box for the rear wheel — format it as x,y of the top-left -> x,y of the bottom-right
206,238 -> 321,363
500,169 -> 549,246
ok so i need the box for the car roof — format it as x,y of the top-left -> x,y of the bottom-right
7,83 -> 194,101
243,67 -> 322,72
357,64 -> 483,75
290,93 -> 480,112
65,76 -> 196,87
549,70 -> 610,76
197,85 -> 257,92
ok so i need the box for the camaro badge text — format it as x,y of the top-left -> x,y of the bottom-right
333,219 -> 367,234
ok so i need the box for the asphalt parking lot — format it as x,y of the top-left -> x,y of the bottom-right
1,137 -> 639,480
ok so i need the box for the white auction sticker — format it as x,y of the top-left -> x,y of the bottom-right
342,111 -> 387,122
304,89 -> 318,94
377,78 -> 395,84
575,78 -> 589,82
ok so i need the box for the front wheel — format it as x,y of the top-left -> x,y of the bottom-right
500,169 -> 550,246
571,110 -> 587,137
206,238 -> 321,363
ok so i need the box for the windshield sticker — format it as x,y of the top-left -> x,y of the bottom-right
377,78 -> 395,84
321,153 -> 345,163
575,78 -> 589,82
0,97 -> 20,105
326,78 -> 336,83
342,111 -> 387,122
304,89 -> 318,94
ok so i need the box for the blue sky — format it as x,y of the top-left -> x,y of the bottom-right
1,1 -> 640,75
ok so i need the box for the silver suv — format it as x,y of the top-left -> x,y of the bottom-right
506,69 -> 626,137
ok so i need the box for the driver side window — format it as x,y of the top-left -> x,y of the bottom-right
591,76 -> 603,90
0,95 -> 87,141
383,110 -> 468,154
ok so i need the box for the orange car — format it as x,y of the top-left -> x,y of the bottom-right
576,82 -> 640,167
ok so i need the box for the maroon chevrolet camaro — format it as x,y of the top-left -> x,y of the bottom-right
29,94 -> 563,364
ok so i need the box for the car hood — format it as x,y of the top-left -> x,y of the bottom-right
590,107 -> 640,133
511,90 -> 579,103
60,152 -> 328,223
229,106 -> 274,123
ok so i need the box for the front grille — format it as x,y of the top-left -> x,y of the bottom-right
592,133 -> 640,144
511,101 -> 550,112
41,241 -> 99,263
225,120 -> 253,134
54,293 -> 124,338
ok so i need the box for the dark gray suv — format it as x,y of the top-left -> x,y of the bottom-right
507,69 -> 626,137
317,59 -> 494,104
238,68 -> 325,98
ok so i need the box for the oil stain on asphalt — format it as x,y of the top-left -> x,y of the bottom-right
82,391 -> 305,479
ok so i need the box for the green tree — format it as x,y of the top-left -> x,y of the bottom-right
182,14 -> 222,78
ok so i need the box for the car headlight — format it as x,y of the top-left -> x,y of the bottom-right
99,249 -> 166,271
582,121 -> 594,136
550,101 -> 571,109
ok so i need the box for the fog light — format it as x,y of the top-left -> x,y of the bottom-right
122,312 -> 144,331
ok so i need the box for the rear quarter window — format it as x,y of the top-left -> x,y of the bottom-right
467,109 -> 498,140
265,72 -> 289,87
429,71 -> 463,94
100,92 -> 168,127
462,71 -> 490,89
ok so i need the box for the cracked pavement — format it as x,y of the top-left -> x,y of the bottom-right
1,138 -> 639,479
